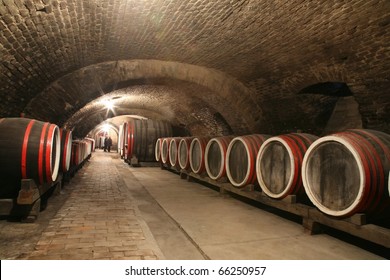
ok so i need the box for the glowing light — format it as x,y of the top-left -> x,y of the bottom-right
102,99 -> 114,110
102,123 -> 111,133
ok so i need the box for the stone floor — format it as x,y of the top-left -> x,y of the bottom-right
0,152 -> 163,260
0,150 -> 388,260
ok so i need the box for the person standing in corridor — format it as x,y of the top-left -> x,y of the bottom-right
107,136 -> 112,152
103,136 -> 108,152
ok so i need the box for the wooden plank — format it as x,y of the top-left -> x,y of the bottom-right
17,179 -> 40,205
20,198 -> 41,223
177,169 -> 390,248
220,183 -> 311,217
0,199 -> 14,216
308,209 -> 390,248
302,218 -> 323,235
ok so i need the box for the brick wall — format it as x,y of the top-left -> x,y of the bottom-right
0,0 -> 389,136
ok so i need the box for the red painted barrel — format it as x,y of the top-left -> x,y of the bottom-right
205,136 -> 234,180
302,129 -> 390,217
190,137 -> 211,174
59,129 -> 73,173
161,137 -> 172,164
0,118 -> 61,198
226,134 -> 271,188
122,119 -> 172,162
256,133 -> 318,199
169,137 -> 182,169
178,137 -> 195,170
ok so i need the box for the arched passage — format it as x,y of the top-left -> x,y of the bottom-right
23,60 -> 263,136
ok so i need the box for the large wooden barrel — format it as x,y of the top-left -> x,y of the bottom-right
155,138 -> 163,161
84,138 -> 95,154
256,133 -> 318,199
71,141 -> 82,167
205,136 -> 234,180
169,137 -> 182,169
0,118 -> 61,198
122,119 -> 172,162
226,134 -> 270,188
189,137 -> 211,174
71,139 -> 93,167
161,137 -> 172,164
302,129 -> 390,218
84,137 -> 95,152
118,124 -> 124,155
178,137 -> 195,170
60,129 -> 73,173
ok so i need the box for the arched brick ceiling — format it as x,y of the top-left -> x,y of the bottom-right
64,82 -> 237,137
0,0 -> 389,136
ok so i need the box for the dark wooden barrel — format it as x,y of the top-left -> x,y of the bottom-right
302,129 -> 390,218
155,138 -> 163,161
123,119 -> 172,162
205,136 -> 234,180
161,137 -> 172,164
118,124 -> 124,155
60,129 -> 73,173
85,137 -> 95,152
169,137 -> 182,169
0,118 -> 61,198
189,137 -> 211,174
71,141 -> 82,167
84,138 -> 94,156
71,139 -> 93,167
226,134 -> 270,188
256,133 -> 318,199
178,137 -> 195,170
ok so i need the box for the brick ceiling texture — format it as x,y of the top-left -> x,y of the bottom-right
0,0 -> 389,137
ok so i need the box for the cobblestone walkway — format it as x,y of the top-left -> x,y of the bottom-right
26,151 -> 163,260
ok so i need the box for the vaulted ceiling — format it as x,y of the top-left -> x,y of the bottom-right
1,0 -> 389,137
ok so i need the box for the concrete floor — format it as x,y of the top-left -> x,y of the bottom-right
0,150 -> 387,260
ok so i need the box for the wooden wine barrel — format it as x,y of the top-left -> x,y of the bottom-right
85,137 -> 95,152
118,124 -> 124,155
226,134 -> 270,188
302,129 -> 390,218
71,139 -> 92,167
0,118 -> 61,198
178,137 -> 195,170
71,141 -> 82,167
122,119 -> 172,162
60,129 -> 73,173
205,136 -> 234,180
155,138 -> 163,161
169,137 -> 182,168
84,138 -> 94,156
189,137 -> 211,174
161,137 -> 172,164
256,133 -> 318,199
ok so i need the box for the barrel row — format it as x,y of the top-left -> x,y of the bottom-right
71,138 -> 94,167
156,130 -> 390,218
0,117 -> 93,199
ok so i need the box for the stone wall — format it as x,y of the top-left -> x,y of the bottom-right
0,0 -> 389,136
